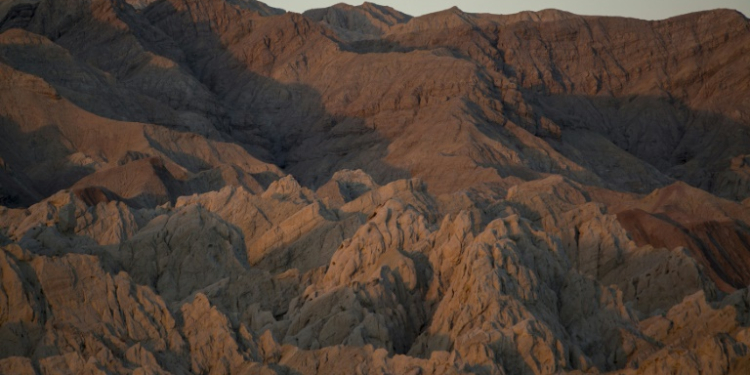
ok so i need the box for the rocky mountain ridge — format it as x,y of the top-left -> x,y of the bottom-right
0,0 -> 749,374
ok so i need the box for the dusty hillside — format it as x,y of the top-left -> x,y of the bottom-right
0,0 -> 749,374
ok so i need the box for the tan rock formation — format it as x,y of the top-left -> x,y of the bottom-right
0,1 -> 749,374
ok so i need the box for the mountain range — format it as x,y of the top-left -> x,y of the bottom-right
1,0 -> 750,374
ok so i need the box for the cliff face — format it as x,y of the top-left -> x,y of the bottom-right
1,1 -> 749,374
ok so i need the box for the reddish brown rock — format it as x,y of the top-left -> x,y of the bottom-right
0,1 -> 749,374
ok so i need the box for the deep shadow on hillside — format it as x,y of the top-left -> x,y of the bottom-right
521,91 -> 750,201
0,1 -> 410,208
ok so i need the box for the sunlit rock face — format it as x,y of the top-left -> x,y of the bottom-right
1,1 -> 750,374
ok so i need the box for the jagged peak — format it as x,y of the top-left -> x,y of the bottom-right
302,1 -> 411,40
359,1 -> 411,21
392,4 -> 478,32
527,8 -> 577,20
472,8 -> 580,25
329,2 -> 355,10
422,5 -> 469,18
152,0 -> 285,16
306,1 -> 410,23
223,0 -> 285,16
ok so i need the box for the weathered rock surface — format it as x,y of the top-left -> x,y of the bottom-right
1,0 -> 750,374
304,2 -> 411,41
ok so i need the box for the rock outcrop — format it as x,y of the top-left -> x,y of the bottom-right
1,0 -> 749,374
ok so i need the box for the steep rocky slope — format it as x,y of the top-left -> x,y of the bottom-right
1,0 -> 749,374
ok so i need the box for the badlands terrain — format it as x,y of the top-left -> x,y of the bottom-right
1,0 -> 750,374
